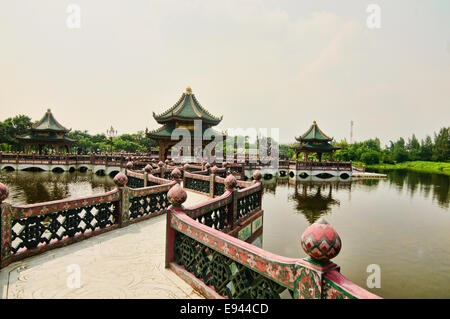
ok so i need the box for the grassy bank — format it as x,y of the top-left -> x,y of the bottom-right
355,161 -> 450,176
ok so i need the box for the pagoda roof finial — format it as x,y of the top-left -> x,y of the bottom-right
186,86 -> 192,94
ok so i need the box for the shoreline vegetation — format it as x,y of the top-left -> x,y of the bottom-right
357,161 -> 450,176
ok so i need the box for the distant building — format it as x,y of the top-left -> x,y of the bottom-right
146,87 -> 225,161
291,121 -> 340,162
17,109 -> 75,154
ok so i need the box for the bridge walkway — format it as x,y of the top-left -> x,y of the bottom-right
0,191 -> 209,299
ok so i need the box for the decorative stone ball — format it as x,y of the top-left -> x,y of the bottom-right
158,161 -> 164,167
211,165 -> 218,174
252,170 -> 262,181
224,175 -> 237,190
222,162 -> 228,168
205,163 -> 211,169
126,161 -> 133,170
144,164 -> 152,174
301,217 -> 341,262
167,183 -> 187,207
113,172 -> 128,187
201,160 -> 206,166
0,182 -> 9,202
165,159 -> 170,165
183,163 -> 190,171
171,168 -> 182,180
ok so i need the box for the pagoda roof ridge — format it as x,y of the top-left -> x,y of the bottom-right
152,88 -> 222,125
296,120 -> 332,142
32,108 -> 71,132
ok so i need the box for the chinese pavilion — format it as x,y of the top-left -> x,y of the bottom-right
146,87 -> 225,161
291,121 -> 340,162
17,109 -> 75,154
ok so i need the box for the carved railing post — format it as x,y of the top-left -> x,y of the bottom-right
210,165 -> 218,198
171,168 -> 182,184
0,182 -> 11,269
144,164 -> 152,187
158,161 -> 164,178
165,183 -> 187,267
293,217 -> 342,299
224,175 -> 237,228
252,170 -> 263,208
113,172 -> 129,227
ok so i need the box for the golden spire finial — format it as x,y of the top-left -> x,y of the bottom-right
47,108 -> 51,113
313,120 -> 316,124
186,86 -> 192,94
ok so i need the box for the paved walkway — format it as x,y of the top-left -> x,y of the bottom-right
0,191 -> 209,299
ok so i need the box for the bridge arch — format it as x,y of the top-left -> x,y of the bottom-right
51,166 -> 65,173
2,165 -> 15,171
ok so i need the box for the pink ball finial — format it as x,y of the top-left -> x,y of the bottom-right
144,164 -> 152,173
171,167 -> 182,180
158,161 -> 164,167
126,162 -> 133,170
0,182 -> 9,203
252,170 -> 262,182
113,172 -> 128,187
183,163 -> 190,171
224,175 -> 237,190
205,163 -> 211,169
301,217 -> 341,262
167,183 -> 187,207
211,165 -> 218,175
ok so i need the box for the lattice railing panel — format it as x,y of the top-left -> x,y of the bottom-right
184,177 -> 210,194
127,175 -> 145,188
192,203 -> 232,232
237,192 -> 260,220
10,201 -> 118,254
174,232 -> 287,298
129,191 -> 169,220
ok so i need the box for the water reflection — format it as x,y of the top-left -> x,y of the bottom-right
289,182 -> 341,224
0,171 -> 116,205
378,169 -> 449,209
260,170 -> 449,223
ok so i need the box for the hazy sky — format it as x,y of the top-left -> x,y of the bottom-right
0,0 -> 449,145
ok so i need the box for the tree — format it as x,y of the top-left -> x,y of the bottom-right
361,150 -> 381,165
432,127 -> 450,162
420,136 -> 433,161
407,134 -> 421,161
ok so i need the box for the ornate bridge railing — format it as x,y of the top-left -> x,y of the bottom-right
0,171 -> 175,268
164,177 -> 381,299
183,170 -> 251,198
289,161 -> 353,171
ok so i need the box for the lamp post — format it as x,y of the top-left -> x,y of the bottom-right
106,125 -> 118,154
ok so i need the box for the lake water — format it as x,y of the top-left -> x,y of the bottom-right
0,169 -> 449,298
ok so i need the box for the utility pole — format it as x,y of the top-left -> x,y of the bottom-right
350,120 -> 354,144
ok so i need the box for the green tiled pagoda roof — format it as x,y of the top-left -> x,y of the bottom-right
147,122 -> 225,139
152,87 -> 223,125
295,143 -> 340,151
17,133 -> 75,143
32,109 -> 70,132
296,121 -> 332,142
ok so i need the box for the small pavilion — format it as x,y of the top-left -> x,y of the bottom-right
17,109 -> 74,154
146,87 -> 225,161
291,121 -> 340,162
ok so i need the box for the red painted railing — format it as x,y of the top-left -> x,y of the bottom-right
0,170 -> 175,269
165,172 -> 381,299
